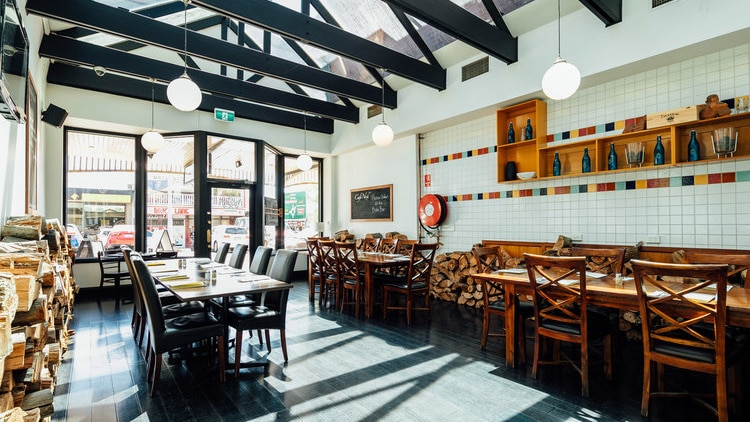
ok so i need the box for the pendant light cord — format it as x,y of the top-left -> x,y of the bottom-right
303,112 -> 307,153
183,0 -> 189,73
556,0 -> 561,57
380,68 -> 386,124
150,79 -> 156,130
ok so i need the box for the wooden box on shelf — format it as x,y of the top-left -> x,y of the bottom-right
496,99 -> 547,182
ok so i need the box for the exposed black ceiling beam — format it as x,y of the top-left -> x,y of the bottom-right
26,0 -> 395,107
389,6 -> 440,68
39,34 -> 358,123
107,15 -> 224,53
192,0 -> 445,91
383,0 -> 517,64
46,62 -> 334,134
578,0 -> 622,27
480,0 -> 512,34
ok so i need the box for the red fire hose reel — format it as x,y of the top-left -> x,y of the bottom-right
418,194 -> 447,229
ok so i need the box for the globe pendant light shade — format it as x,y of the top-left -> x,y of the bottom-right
167,73 -> 201,112
542,56 -> 581,100
372,122 -> 394,146
297,154 -> 313,171
142,131 -> 165,156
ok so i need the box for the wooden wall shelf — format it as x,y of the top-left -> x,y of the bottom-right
496,100 -> 750,182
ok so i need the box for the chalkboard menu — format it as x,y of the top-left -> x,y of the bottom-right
350,184 -> 393,221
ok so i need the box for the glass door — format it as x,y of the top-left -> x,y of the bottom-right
209,184 -> 252,268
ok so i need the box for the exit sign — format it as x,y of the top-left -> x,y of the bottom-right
214,108 -> 235,122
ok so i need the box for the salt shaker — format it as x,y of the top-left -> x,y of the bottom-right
615,273 -> 623,287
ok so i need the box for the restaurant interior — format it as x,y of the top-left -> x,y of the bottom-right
0,0 -> 749,420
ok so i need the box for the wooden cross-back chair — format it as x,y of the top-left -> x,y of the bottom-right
359,237 -> 380,253
377,238 -> 399,254
524,253 -> 613,397
334,241 -> 364,317
472,246 -> 533,363
571,247 -> 626,275
382,243 -> 438,325
317,239 -> 339,308
306,238 -> 325,302
630,259 -> 742,422
684,251 -> 750,288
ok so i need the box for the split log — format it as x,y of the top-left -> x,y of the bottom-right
1,217 -> 43,242
11,297 -> 47,327
20,390 -> 52,418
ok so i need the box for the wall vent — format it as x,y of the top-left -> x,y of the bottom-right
367,104 -> 382,119
652,0 -> 673,8
462,57 -> 489,82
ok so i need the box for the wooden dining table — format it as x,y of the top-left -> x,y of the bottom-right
357,252 -> 412,318
471,270 -> 750,368
149,259 -> 292,366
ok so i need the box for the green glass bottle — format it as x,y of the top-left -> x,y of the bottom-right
524,118 -> 533,140
654,135 -> 665,165
507,122 -> 515,144
607,144 -> 617,170
553,152 -> 561,176
582,148 -> 591,173
687,130 -> 700,162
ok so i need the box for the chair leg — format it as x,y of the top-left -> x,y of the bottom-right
279,329 -> 288,362
580,340 -> 590,397
234,329 -> 244,378
717,362 -> 729,422
265,330 -> 272,353
382,289 -> 389,319
480,309 -> 490,350
517,316 -> 526,366
641,359 -> 652,417
406,294 -> 412,325
257,330 -> 264,346
216,335 -> 226,382
531,332 -> 541,380
150,351 -> 162,396
603,334 -> 613,381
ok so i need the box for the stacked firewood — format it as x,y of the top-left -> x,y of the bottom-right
0,216 -> 76,420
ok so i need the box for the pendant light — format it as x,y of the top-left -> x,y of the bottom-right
542,0 -> 581,100
142,79 -> 165,158
372,68 -> 394,147
167,0 -> 202,112
297,112 -> 313,171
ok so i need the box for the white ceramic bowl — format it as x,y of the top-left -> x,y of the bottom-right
517,171 -> 536,180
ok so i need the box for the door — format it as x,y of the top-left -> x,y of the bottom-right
209,183 -> 252,268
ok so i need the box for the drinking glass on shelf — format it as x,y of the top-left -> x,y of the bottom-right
711,127 -> 738,158
625,142 -> 645,167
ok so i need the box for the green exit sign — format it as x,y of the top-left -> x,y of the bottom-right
214,108 -> 235,122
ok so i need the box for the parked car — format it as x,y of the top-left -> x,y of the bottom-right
66,224 -> 84,249
105,225 -> 137,252
98,227 -> 112,244
211,225 -> 249,252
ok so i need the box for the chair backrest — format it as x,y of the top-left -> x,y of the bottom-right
630,259 -> 729,364
228,243 -> 249,269
571,246 -> 625,274
684,251 -> 750,288
333,242 -> 359,282
404,243 -> 438,288
307,238 -> 324,274
524,253 -> 589,335
248,246 -> 272,275
214,242 -> 230,264
397,240 -> 418,256
378,238 -> 399,254
267,249 -> 298,282
318,239 -> 337,279
130,253 -> 166,337
122,246 -> 144,316
359,237 -> 379,252
472,246 -> 504,273
98,250 -> 120,275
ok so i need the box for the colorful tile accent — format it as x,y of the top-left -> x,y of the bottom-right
431,169 -> 746,204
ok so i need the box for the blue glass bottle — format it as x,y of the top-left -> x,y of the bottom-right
524,118 -> 533,140
607,144 -> 617,170
553,152 -> 561,176
687,130 -> 700,162
582,148 -> 591,173
507,122 -> 515,144
654,135 -> 665,165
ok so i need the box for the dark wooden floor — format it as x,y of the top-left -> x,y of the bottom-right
51,275 -> 739,421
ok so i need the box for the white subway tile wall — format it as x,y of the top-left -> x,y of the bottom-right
421,43 -> 750,252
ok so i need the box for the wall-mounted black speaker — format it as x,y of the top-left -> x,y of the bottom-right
41,104 -> 68,127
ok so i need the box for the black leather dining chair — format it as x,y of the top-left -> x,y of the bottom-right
130,253 -> 226,395
213,242 -> 230,264
98,250 -> 130,302
228,244 -> 249,269
227,249 -> 297,376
